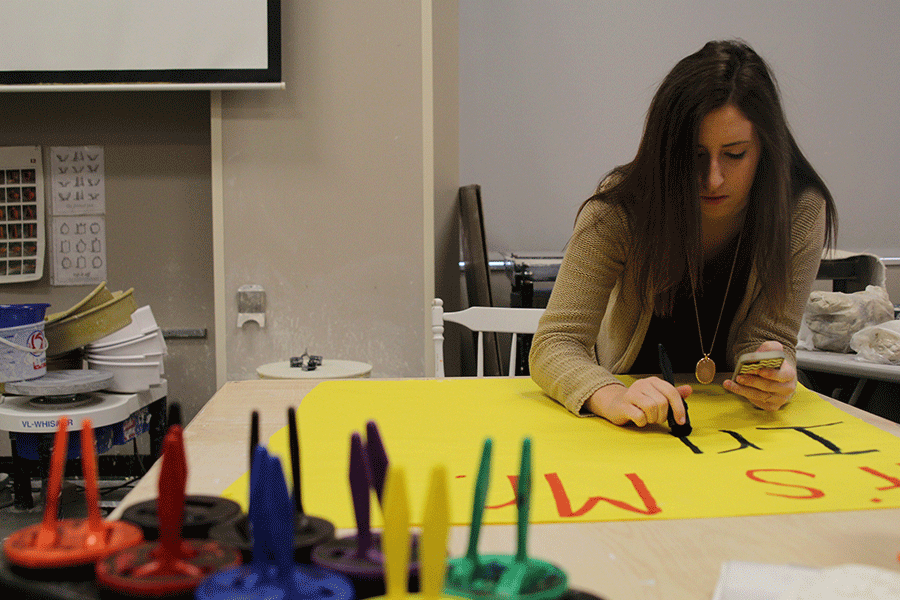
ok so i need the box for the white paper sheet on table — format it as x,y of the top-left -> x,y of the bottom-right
712,561 -> 815,600
713,561 -> 900,599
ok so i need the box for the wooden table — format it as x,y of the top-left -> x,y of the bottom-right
111,377 -> 900,600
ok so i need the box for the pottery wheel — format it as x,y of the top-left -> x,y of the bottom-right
4,369 -> 114,400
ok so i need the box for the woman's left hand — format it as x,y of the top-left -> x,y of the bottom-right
723,341 -> 797,411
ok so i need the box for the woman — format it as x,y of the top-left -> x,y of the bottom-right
529,40 -> 837,427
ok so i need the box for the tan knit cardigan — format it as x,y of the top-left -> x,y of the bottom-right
528,187 -> 827,415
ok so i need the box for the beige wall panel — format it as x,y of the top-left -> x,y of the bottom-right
432,0 -> 463,375
221,2 -> 433,380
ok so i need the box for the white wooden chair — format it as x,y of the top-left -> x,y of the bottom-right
432,298 -> 545,377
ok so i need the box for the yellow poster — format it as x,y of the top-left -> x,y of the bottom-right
221,378 -> 900,529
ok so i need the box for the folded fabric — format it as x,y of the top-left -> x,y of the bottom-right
801,285 -> 894,352
713,562 -> 900,600
850,319 -> 900,364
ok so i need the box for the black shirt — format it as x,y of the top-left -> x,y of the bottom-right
628,233 -> 752,375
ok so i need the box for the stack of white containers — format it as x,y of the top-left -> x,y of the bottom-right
84,306 -> 167,393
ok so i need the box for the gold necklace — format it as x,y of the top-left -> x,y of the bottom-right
690,228 -> 743,384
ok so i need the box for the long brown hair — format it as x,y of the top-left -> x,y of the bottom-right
585,40 -> 836,313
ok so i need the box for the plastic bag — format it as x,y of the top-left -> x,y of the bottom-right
800,285 -> 894,353
850,320 -> 900,364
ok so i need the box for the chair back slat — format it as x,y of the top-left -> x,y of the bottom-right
431,298 -> 545,378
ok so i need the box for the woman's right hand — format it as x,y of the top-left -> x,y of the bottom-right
584,379 -> 692,427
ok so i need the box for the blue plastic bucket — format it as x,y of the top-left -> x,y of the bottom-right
0,303 -> 50,328
0,319 -> 48,383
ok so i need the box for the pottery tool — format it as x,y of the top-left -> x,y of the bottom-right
95,422 -> 242,598
3,417 -> 144,573
311,424 -> 420,597
208,409 -> 263,563
195,446 -> 355,600
210,407 -> 336,563
120,402 -> 241,541
287,405 -> 337,560
119,402 -> 239,542
366,420 -> 389,504
249,409 -> 259,465
364,463 -> 453,600
445,438 -> 568,600
168,401 -> 182,428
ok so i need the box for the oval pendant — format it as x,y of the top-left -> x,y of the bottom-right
695,356 -> 716,384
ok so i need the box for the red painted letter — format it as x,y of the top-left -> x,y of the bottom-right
746,469 -> 825,499
485,475 -> 518,509
544,472 -> 662,517
859,466 -> 900,491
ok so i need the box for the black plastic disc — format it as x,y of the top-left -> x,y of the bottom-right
208,511 -> 335,564
119,495 -> 241,540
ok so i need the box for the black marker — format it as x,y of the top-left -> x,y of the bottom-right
658,343 -> 692,437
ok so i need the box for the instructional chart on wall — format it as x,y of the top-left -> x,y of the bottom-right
0,146 -> 43,284
49,146 -> 106,285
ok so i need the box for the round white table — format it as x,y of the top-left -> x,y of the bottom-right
256,359 -> 372,380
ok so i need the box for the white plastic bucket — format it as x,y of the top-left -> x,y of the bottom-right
86,358 -> 160,392
0,320 -> 48,383
91,305 -> 158,347
86,328 -> 167,357
84,351 -> 165,375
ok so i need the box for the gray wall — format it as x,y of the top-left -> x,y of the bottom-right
460,1 -> 900,301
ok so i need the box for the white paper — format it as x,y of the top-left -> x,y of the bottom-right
49,215 -> 106,286
48,146 -> 106,286
712,561 -> 816,600
50,146 -> 105,216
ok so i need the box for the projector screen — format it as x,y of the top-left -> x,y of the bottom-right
0,0 -> 281,89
